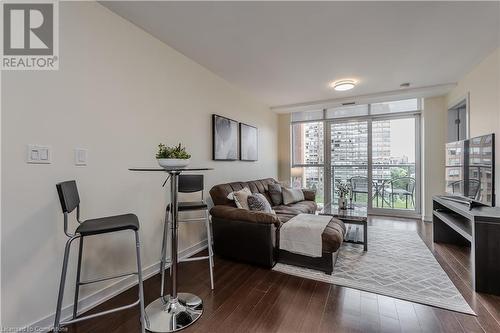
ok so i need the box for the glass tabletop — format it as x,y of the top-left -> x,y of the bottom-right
319,202 -> 368,221
129,167 -> 213,172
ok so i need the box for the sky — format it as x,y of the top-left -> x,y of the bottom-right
388,118 -> 416,163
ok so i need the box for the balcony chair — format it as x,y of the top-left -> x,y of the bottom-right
349,176 -> 369,201
382,177 -> 416,209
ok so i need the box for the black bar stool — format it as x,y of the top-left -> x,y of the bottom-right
53,180 -> 146,333
161,174 -> 214,294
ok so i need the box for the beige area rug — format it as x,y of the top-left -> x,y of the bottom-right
273,226 -> 475,315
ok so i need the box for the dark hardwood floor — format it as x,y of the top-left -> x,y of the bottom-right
61,216 -> 500,333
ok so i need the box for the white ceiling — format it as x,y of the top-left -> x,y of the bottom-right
102,1 -> 500,109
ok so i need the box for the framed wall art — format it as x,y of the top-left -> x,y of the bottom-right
239,122 -> 258,161
212,114 -> 238,161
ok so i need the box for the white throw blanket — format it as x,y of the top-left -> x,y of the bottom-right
280,213 -> 332,257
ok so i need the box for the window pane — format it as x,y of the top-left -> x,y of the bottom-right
330,120 -> 368,207
371,99 -> 419,115
292,122 -> 324,165
372,118 -> 416,210
291,167 -> 324,205
326,104 -> 368,119
291,110 -> 324,122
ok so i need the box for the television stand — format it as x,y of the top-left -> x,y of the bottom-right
440,195 -> 482,210
433,195 -> 500,295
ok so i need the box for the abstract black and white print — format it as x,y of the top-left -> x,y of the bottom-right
213,114 -> 238,160
239,122 -> 258,161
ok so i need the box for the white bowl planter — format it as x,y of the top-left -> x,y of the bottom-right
157,158 -> 190,169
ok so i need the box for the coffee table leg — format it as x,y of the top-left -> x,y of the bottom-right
363,223 -> 368,251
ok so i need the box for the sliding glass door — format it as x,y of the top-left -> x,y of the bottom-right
291,99 -> 421,218
325,114 -> 420,217
330,119 -> 369,208
371,116 -> 420,215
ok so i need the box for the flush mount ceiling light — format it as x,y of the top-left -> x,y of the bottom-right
331,79 -> 356,91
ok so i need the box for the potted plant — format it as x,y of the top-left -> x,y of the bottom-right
156,143 -> 191,169
335,180 -> 350,210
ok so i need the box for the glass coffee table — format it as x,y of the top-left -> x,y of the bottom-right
319,203 -> 368,251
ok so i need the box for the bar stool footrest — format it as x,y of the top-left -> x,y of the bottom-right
179,256 -> 211,262
60,299 -> 140,326
78,272 -> 138,286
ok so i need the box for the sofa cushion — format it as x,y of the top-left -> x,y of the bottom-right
302,189 -> 316,202
291,201 -> 317,213
273,206 -> 303,216
248,193 -> 274,213
267,183 -> 283,206
275,213 -> 296,223
210,178 -> 276,206
273,200 -> 317,216
282,187 -> 305,205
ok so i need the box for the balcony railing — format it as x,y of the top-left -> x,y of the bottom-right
299,163 -> 417,210
331,163 -> 416,209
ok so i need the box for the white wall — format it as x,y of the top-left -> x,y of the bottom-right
422,96 -> 447,221
447,48 -> 500,206
420,48 -> 500,219
1,2 -> 277,329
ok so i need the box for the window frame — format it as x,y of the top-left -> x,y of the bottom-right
291,115 -> 326,168
290,98 -> 422,217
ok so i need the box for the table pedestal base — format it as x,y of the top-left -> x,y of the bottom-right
145,293 -> 203,332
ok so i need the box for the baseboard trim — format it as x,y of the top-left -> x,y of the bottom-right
24,239 -> 208,333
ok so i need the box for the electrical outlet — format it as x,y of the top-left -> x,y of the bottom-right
27,145 -> 51,164
74,148 -> 88,166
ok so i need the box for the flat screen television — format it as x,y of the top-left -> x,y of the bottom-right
445,133 -> 495,207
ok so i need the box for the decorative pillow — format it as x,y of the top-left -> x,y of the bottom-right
282,187 -> 305,205
278,180 -> 291,188
227,187 -> 252,210
267,183 -> 283,206
247,193 -> 274,213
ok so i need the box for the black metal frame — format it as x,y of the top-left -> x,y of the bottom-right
212,114 -> 239,161
53,181 -> 145,333
343,221 -> 368,251
239,122 -> 258,161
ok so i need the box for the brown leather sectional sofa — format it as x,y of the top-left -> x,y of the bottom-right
209,178 -> 345,271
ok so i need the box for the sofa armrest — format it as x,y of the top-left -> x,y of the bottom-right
210,206 -> 281,227
302,189 -> 316,201
211,216 -> 277,267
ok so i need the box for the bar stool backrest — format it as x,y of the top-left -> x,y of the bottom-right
179,175 -> 204,193
56,180 -> 80,214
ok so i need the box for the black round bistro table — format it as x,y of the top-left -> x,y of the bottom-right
129,167 -> 213,332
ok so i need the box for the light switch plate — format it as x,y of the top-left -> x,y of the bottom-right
74,148 -> 88,166
27,145 -> 51,164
